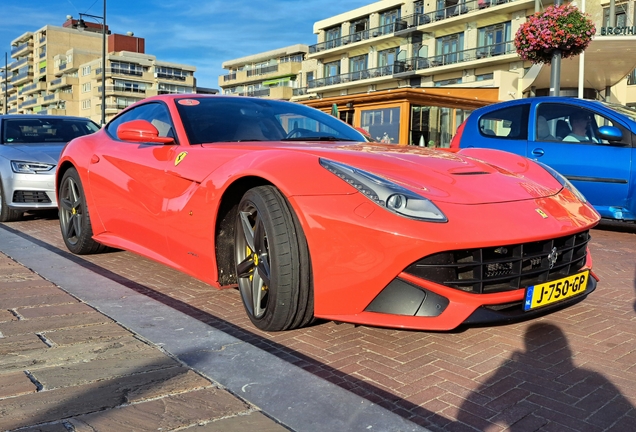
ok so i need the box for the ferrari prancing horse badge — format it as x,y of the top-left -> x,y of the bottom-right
175,151 -> 188,166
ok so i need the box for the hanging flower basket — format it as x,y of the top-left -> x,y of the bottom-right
514,4 -> 596,65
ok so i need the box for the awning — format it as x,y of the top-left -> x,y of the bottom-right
263,77 -> 292,86
521,36 -> 636,91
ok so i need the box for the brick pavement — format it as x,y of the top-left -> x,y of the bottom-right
0,250 -> 288,431
2,214 -> 636,431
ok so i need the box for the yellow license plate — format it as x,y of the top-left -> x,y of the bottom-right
524,270 -> 589,311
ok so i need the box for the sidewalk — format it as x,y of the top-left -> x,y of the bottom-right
0,251 -> 287,431
0,225 -> 428,432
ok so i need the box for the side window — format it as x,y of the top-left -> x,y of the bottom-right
536,103 -> 624,144
106,103 -> 175,141
478,104 -> 529,140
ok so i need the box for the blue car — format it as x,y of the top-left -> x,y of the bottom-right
451,96 -> 636,221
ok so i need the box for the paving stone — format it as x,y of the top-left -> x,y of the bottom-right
70,387 -> 251,430
0,371 -> 37,399
0,285 -> 62,300
0,293 -> 78,309
0,336 -> 154,374
0,280 -> 56,291
0,312 -> 112,337
0,367 -> 212,430
0,333 -> 47,355
183,412 -> 288,431
42,322 -> 131,346
32,350 -> 179,389
0,309 -> 16,323
17,303 -> 94,319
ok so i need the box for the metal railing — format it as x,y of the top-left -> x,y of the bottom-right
246,64 -> 279,77
395,41 -> 515,72
308,64 -> 400,88
156,72 -> 187,81
22,98 -> 38,107
309,22 -> 408,54
222,73 -> 237,82
11,42 -> 31,56
106,85 -> 147,94
49,78 -> 62,87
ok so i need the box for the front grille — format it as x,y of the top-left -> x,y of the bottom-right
405,231 -> 590,294
13,191 -> 52,204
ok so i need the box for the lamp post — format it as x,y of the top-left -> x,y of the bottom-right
77,1 -> 107,126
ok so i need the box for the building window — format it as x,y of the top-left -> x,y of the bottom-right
113,79 -> 147,93
350,16 -> 369,37
603,4 -> 628,27
436,32 -> 464,65
324,61 -> 340,78
279,54 -> 304,63
325,26 -> 341,49
434,77 -> 462,86
477,22 -> 511,57
81,82 -> 91,93
414,0 -> 424,14
476,73 -> 494,81
111,61 -> 144,76
378,47 -> 398,68
156,66 -> 189,81
361,107 -> 400,144
81,66 -> 91,76
81,99 -> 91,110
158,83 -> 192,94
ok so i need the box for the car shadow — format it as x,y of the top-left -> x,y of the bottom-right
456,322 -> 635,430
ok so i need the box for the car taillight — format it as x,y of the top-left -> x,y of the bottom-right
449,120 -> 466,149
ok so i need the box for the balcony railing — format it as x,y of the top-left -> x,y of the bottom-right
22,98 -> 38,107
246,64 -> 279,77
156,72 -> 187,81
237,88 -> 271,97
58,63 -> 67,71
43,94 -> 55,102
395,41 -> 515,72
110,67 -> 143,77
309,21 -> 408,54
11,58 -> 28,70
11,42 -> 32,56
106,85 -> 147,94
308,64 -> 400,88
223,72 -> 237,82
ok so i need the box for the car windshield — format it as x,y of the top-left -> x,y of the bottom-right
601,102 -> 636,123
175,97 -> 366,144
2,118 -> 100,145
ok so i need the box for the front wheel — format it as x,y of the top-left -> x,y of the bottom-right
58,168 -> 107,255
234,186 -> 313,331
0,179 -> 23,222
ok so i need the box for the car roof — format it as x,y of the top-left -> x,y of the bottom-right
0,114 -> 95,121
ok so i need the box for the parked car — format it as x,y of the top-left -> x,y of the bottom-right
450,96 -> 636,222
0,115 -> 100,222
56,95 -> 599,332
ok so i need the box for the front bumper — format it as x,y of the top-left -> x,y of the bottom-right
3,172 -> 57,210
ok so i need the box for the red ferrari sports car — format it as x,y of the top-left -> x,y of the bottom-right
56,95 -> 600,331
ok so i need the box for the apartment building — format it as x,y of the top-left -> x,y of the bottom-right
218,0 -> 636,146
2,19 -> 196,124
219,45 -> 308,100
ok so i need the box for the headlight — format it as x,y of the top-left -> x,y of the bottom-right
320,158 -> 447,222
535,161 -> 587,203
11,161 -> 55,174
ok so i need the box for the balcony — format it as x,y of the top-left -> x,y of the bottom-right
309,64 -> 400,89
41,92 -> 73,105
22,98 -> 39,107
10,57 -> 31,71
247,64 -> 279,77
393,41 -> 516,75
37,108 -> 66,116
234,88 -> 271,97
155,71 -> 188,81
11,71 -> 33,86
106,85 -> 148,96
222,72 -> 237,82
11,41 -> 33,57
48,76 -> 78,90
20,81 -> 47,95
309,22 -> 406,55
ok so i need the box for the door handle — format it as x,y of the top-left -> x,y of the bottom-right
531,148 -> 544,157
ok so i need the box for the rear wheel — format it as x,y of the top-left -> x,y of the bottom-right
0,179 -> 23,222
234,186 -> 313,331
59,168 -> 107,254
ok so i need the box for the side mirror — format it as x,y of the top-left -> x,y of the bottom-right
597,125 -> 623,142
117,119 -> 174,144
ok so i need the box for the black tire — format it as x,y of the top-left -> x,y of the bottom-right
58,168 -> 107,255
234,186 -> 313,331
0,179 -> 24,222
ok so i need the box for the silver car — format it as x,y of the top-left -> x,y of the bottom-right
0,115 -> 100,222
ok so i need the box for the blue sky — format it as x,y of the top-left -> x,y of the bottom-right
0,1 -> 373,89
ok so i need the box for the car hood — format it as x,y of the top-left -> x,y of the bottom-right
0,143 -> 65,165
203,141 -> 562,205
